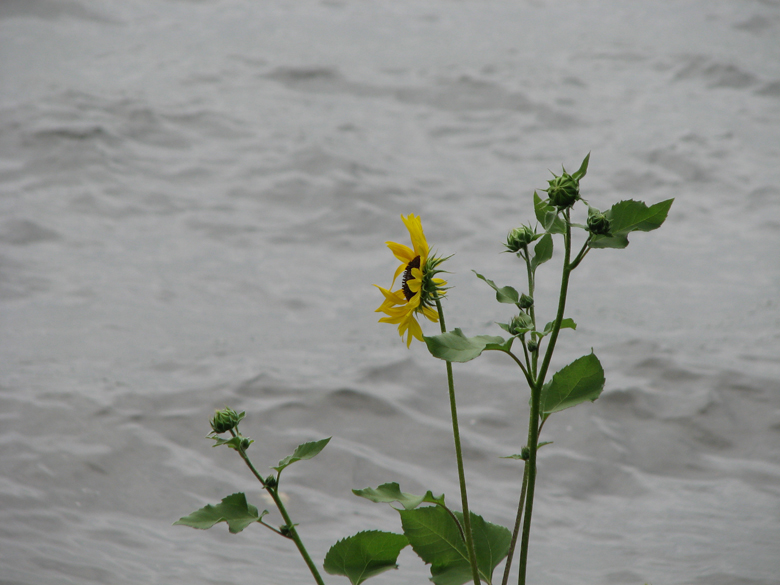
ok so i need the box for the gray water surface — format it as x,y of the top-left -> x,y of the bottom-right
1,1 -> 779,584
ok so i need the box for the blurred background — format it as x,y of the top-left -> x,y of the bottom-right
1,1 -> 779,584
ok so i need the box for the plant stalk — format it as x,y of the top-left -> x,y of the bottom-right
501,461 -> 529,585
435,298 -> 481,585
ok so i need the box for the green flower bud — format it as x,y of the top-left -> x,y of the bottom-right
265,475 -> 277,489
509,313 -> 533,336
519,293 -> 534,310
527,340 -> 539,352
521,446 -> 530,461
210,407 -> 243,434
279,524 -> 295,538
504,224 -> 537,253
587,210 -> 611,236
546,172 -> 580,209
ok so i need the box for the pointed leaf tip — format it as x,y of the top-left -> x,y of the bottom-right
324,531 -> 409,585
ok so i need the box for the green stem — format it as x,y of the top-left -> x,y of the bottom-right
500,461 -> 529,585
435,298 -> 481,585
523,245 -> 539,379
231,433 -> 326,585
517,211 -> 574,585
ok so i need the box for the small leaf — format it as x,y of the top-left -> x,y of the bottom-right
540,318 -> 577,337
590,199 -> 673,249
533,192 -> 565,234
472,271 -> 520,305
425,329 -> 513,363
540,353 -> 605,416
400,507 -> 511,585
324,531 -> 409,585
571,152 -> 590,181
353,482 -> 445,510
211,436 -> 253,450
273,437 -> 331,473
530,233 -> 553,271
174,492 -> 265,534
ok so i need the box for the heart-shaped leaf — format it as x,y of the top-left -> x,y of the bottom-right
324,530 -> 409,585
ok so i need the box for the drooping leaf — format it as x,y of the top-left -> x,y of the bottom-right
540,318 -> 577,337
540,353 -> 605,416
533,192 -> 565,234
174,492 -> 266,534
425,329 -> 513,363
472,271 -> 520,305
323,530 -> 409,585
399,507 -> 511,585
273,437 -> 331,473
353,482 -> 445,510
589,199 -> 673,249
530,233 -> 553,271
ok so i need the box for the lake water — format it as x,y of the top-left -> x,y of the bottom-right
1,1 -> 779,584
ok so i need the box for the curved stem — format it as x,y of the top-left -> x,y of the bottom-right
517,210 -> 574,585
505,350 -> 533,388
435,298 -> 481,585
501,461 -> 529,585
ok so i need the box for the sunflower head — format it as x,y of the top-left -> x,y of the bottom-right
374,214 -> 449,347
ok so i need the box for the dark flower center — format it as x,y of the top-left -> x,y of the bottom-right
401,256 -> 421,301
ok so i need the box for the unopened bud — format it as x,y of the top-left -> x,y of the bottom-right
509,313 -> 533,336
505,225 -> 537,253
210,407 -> 243,434
587,210 -> 611,236
519,294 -> 534,309
527,340 -> 539,352
546,172 -> 580,209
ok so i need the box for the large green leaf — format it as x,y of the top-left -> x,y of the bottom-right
323,530 -> 409,585
540,353 -> 605,416
399,507 -> 510,585
472,271 -> 520,305
353,482 -> 445,510
174,492 -> 266,534
530,233 -> 553,271
273,437 -> 331,473
589,199 -> 673,249
425,329 -> 513,363
533,192 -> 566,234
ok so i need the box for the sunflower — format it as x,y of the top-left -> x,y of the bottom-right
375,214 -> 448,347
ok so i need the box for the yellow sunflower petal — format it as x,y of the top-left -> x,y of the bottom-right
386,241 -> 416,265
405,315 -> 424,347
421,305 -> 439,323
401,214 -> 429,264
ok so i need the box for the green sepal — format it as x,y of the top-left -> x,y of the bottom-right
352,482 -> 445,510
174,492 -> 266,534
273,437 -> 331,473
323,530 -> 409,585
211,435 -> 253,450
530,233 -> 553,271
425,329 -> 513,363
589,198 -> 674,249
472,271 -> 520,305
540,352 -> 605,417
540,318 -> 577,337
399,507 -> 511,585
571,152 -> 590,181
533,191 -> 566,234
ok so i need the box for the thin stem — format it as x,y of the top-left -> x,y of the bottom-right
505,350 -> 533,388
435,298 -> 481,585
518,210 -> 574,585
230,431 -> 326,585
522,245 -> 539,379
501,461 -> 529,585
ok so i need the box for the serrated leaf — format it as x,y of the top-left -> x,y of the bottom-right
323,530 -> 409,585
540,353 -> 605,416
399,507 -> 510,585
353,482 -> 445,510
174,492 -> 266,534
472,271 -> 520,305
533,192 -> 565,234
273,437 -> 331,473
540,318 -> 577,337
589,199 -> 673,249
530,233 -> 553,271
425,329 -> 513,363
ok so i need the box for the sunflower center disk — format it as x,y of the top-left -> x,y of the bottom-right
401,256 -> 421,301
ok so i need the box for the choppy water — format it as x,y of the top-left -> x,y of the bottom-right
1,1 -> 779,584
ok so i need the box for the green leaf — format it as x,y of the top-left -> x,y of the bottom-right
472,271 -> 520,305
571,152 -> 590,181
540,353 -> 605,416
211,436 -> 253,450
589,199 -> 673,249
540,318 -> 577,337
399,507 -> 511,585
323,531 -> 409,585
533,192 -> 565,234
353,482 -> 445,510
174,492 -> 266,534
425,329 -> 513,363
530,233 -> 553,271
273,437 -> 331,473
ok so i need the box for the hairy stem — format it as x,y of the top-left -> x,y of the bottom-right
435,298 -> 481,585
